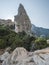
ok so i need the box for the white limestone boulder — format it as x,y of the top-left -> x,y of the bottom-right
0,52 -> 10,61
2,47 -> 49,65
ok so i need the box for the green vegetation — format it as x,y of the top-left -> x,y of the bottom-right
31,37 -> 49,51
35,37 -> 48,48
0,39 -> 6,48
0,25 -> 49,51
0,25 -> 35,51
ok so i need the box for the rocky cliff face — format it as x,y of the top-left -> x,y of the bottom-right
14,4 -> 31,33
0,47 -> 49,65
0,19 -> 14,26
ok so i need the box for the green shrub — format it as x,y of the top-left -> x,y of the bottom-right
1,25 -> 48,51
0,39 -> 6,49
34,37 -> 48,49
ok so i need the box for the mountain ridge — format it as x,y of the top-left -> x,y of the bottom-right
31,24 -> 49,38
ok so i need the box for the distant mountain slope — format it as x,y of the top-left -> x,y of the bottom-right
31,24 -> 49,37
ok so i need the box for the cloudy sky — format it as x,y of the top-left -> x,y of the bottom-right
0,0 -> 49,28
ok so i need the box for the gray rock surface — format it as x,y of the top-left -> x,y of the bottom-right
0,19 -> 14,26
0,52 -> 10,61
14,4 -> 31,33
1,47 -> 49,65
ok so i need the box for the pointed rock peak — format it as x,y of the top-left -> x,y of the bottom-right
18,3 -> 26,15
19,3 -> 24,8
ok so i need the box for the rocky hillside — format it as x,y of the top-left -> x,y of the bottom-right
0,19 -> 14,26
31,24 -> 49,38
0,47 -> 49,65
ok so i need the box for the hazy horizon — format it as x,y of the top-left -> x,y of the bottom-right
0,0 -> 49,29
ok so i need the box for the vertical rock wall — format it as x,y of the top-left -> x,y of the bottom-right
14,4 -> 31,33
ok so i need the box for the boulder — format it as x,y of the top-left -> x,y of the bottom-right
0,52 -> 10,61
1,47 -> 49,65
5,47 -> 11,53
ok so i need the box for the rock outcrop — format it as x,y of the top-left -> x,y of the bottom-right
14,4 -> 31,33
0,47 -> 49,65
0,52 -> 10,61
0,19 -> 14,26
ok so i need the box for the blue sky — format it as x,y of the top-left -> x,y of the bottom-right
0,0 -> 49,28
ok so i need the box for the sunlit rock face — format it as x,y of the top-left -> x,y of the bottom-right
1,47 -> 49,65
14,4 -> 31,33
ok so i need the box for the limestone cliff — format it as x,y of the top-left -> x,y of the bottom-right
14,4 -> 31,33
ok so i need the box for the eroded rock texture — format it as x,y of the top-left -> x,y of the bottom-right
0,47 -> 49,65
14,4 -> 31,33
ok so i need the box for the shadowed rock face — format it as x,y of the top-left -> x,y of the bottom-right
14,4 -> 31,33
1,47 -> 49,65
18,4 -> 27,16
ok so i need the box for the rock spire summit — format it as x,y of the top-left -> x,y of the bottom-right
14,4 -> 31,33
